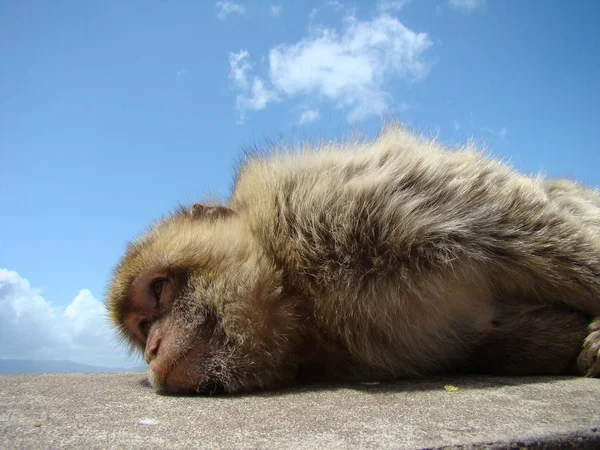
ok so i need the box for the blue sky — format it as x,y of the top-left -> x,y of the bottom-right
1,0 -> 598,369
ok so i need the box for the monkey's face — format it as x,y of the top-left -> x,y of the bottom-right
107,205 -> 303,394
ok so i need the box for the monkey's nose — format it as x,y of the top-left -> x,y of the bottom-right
144,335 -> 161,364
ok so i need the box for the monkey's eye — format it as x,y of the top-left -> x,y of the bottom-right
150,278 -> 166,305
139,319 -> 151,339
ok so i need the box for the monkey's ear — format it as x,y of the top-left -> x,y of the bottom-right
191,204 -> 236,220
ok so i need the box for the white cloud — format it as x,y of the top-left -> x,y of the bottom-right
230,50 -> 280,123
0,269 -> 139,369
229,50 -> 252,89
216,1 -> 245,20
377,0 -> 410,13
448,0 -> 484,12
229,11 -> 432,123
270,4 -> 282,17
176,69 -> 188,81
237,78 -> 278,112
297,108 -> 321,125
453,120 -> 461,131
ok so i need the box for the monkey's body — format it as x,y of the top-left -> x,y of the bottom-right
108,126 -> 600,393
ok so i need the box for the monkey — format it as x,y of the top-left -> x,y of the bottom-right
544,178 -> 600,237
106,125 -> 600,394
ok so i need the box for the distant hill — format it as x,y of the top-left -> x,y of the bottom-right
0,359 -> 145,374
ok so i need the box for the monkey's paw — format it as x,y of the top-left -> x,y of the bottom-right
577,318 -> 600,377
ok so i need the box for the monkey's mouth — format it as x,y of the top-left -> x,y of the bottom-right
154,374 -> 226,396
148,348 -> 190,389
155,379 -> 226,396
194,379 -> 226,395
149,349 -> 228,395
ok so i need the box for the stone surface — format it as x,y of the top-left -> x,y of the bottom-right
1,373 -> 599,449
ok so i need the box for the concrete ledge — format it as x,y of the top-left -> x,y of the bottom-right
1,373 -> 599,449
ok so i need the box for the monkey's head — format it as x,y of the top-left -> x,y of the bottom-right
106,204 -> 304,394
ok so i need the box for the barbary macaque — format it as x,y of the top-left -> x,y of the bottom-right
107,125 -> 600,394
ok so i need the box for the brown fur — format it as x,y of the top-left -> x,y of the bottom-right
106,125 -> 600,394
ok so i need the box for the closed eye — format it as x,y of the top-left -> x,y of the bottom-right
139,319 -> 151,339
151,278 -> 167,306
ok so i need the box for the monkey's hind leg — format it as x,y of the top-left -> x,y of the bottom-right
578,318 -> 600,377
460,306 -> 590,376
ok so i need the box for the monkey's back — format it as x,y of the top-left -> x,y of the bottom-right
229,126 -> 600,378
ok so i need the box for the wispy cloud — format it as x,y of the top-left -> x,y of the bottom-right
216,1 -> 245,20
237,78 -> 278,113
377,0 -> 411,13
448,0 -> 485,13
297,108 -> 321,125
453,120 -> 461,131
229,9 -> 432,123
483,126 -> 508,142
229,50 -> 252,89
270,4 -> 282,17
309,1 -> 346,23
176,69 -> 188,81
0,269 -> 138,368
229,50 -> 278,123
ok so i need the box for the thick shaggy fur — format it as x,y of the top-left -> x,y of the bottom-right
107,126 -> 600,394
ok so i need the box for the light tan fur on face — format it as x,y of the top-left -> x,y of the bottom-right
107,125 -> 600,393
